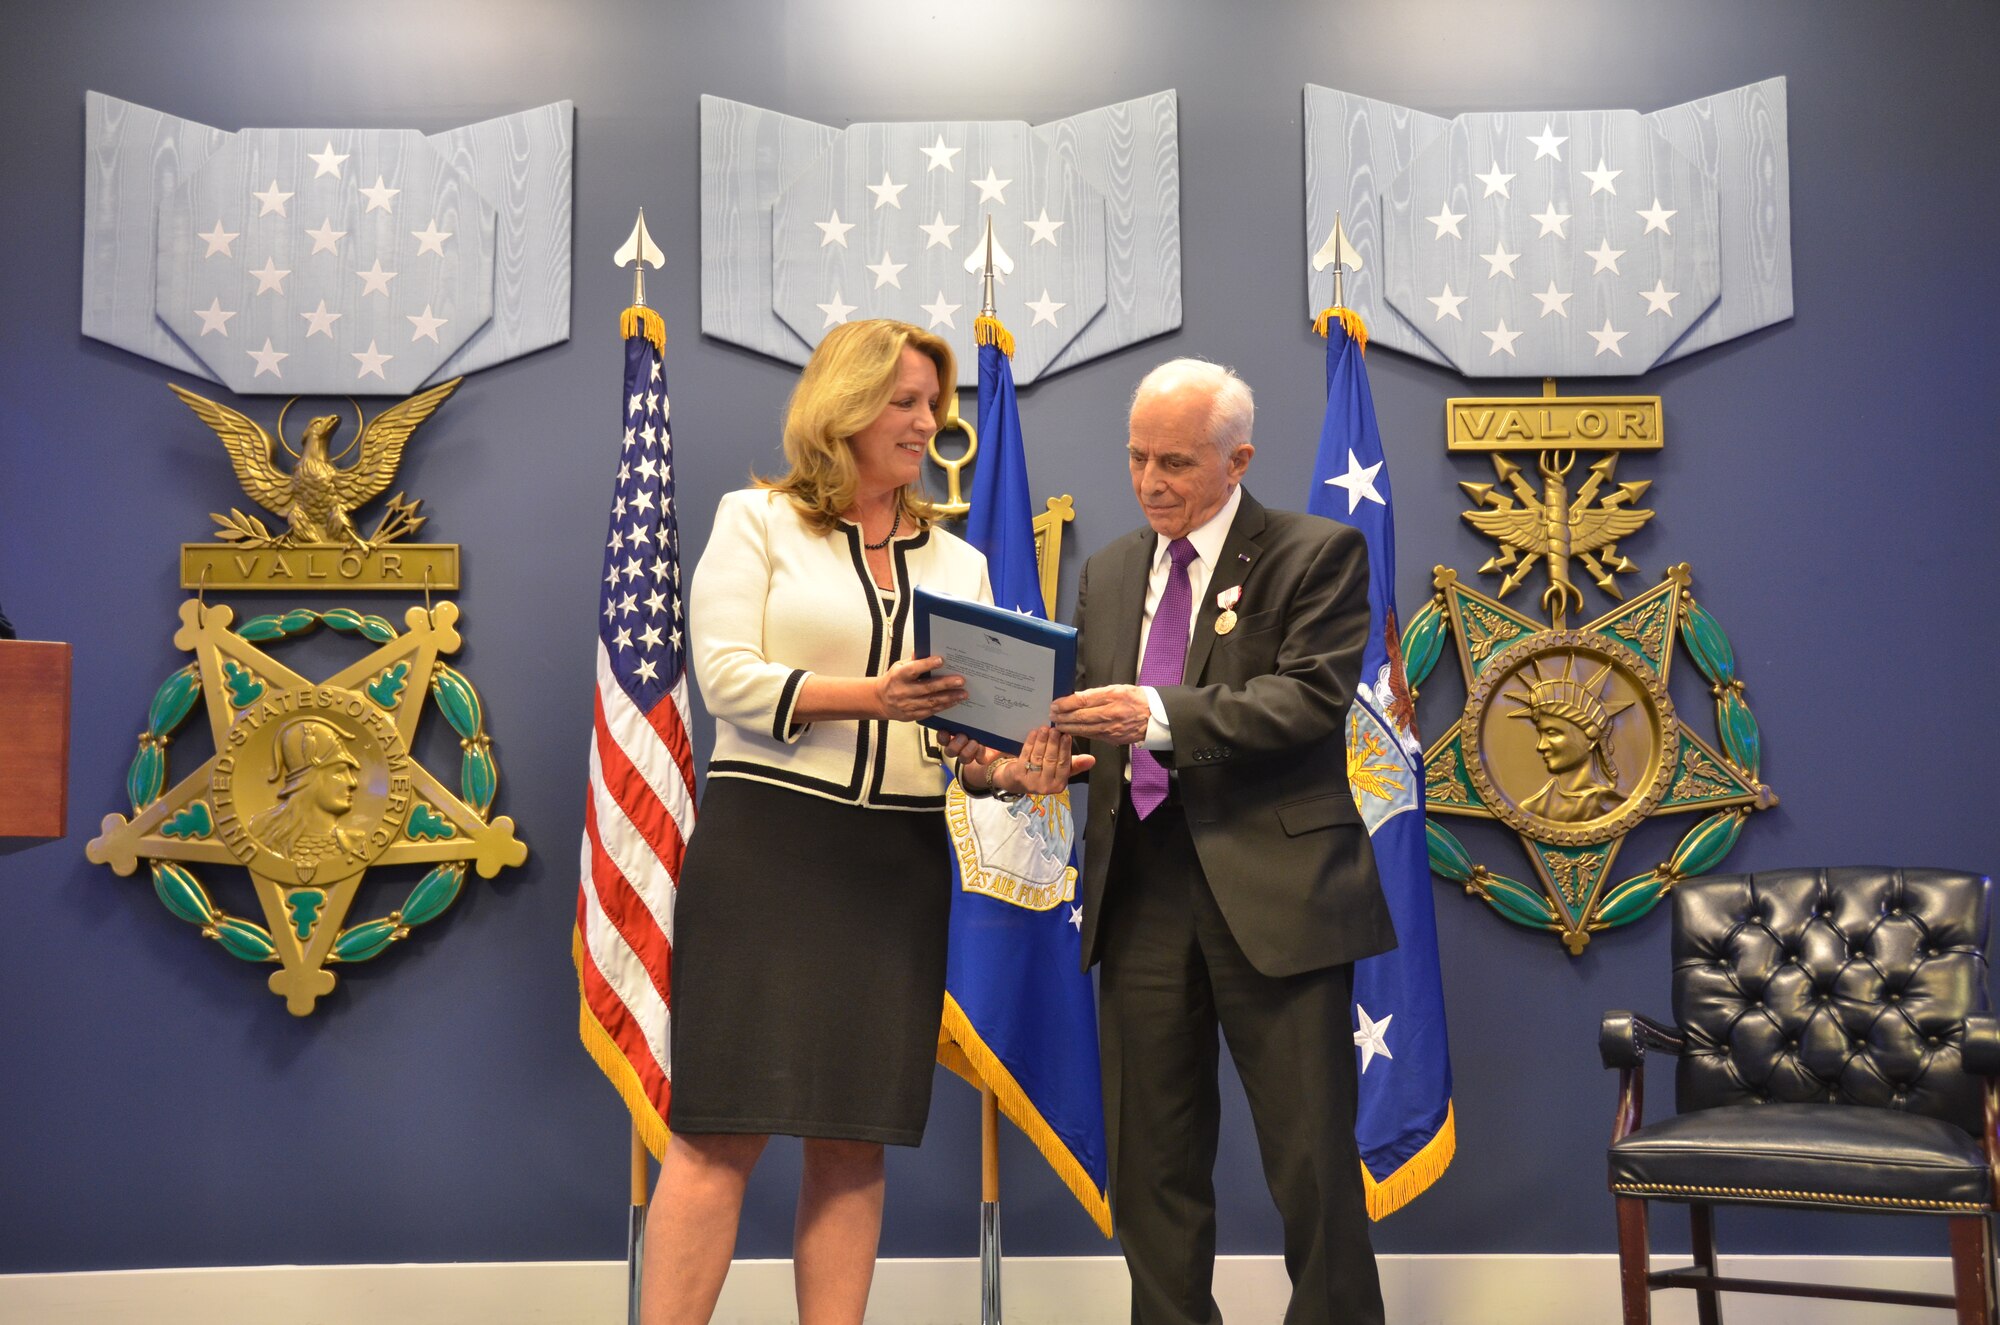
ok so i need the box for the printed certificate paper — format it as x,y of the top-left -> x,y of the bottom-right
913,588 -> 1077,754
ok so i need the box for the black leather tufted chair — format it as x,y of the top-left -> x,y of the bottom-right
1602,867 -> 2000,1324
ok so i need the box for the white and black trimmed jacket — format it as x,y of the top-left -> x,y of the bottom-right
689,487 -> 992,811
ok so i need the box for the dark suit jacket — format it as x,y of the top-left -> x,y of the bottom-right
1073,488 -> 1397,978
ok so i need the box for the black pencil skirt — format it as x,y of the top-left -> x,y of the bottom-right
666,777 -> 953,1146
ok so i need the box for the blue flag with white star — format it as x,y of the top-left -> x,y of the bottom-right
937,317 -> 1111,1234
1307,314 -> 1455,1218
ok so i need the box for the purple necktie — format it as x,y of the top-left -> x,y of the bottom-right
1131,537 -> 1196,819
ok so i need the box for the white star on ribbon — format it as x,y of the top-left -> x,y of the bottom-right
1026,290 -> 1064,326
251,180 -> 293,217
1582,159 -> 1622,195
866,170 -> 906,209
973,168 -> 1011,204
1324,450 -> 1385,513
1640,279 -> 1680,317
1586,239 -> 1625,275
304,218 -> 346,255
815,210 -> 855,247
1530,204 -> 1571,239
919,134 -> 959,172
407,305 -> 448,342
299,299 -> 341,338
1475,160 -> 1515,199
1427,284 -> 1467,322
1481,243 -> 1520,279
307,141 -> 348,179
1589,317 -> 1628,357
866,250 -> 906,289
1069,905 -> 1083,931
1024,208 -> 1064,246
1354,1005 -> 1395,1073
249,258 -> 290,295
1426,205 -> 1466,239
1526,123 -> 1567,161
920,291 -> 961,329
358,176 -> 399,214
198,220 -> 238,258
352,340 -> 393,379
1532,280 -> 1573,319
411,219 -> 452,256
817,290 -> 856,327
1636,198 -> 1677,235
1483,319 -> 1523,356
356,260 -> 397,296
194,297 -> 236,337
246,338 -> 287,378
918,212 -> 958,250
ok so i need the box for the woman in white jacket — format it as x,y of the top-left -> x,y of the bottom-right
640,320 -> 1083,1325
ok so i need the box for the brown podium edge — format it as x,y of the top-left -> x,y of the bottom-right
0,639 -> 73,839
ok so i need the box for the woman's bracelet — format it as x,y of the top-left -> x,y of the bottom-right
961,754 -> 1023,803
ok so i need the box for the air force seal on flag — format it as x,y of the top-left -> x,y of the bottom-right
945,784 -> 1077,912
700,93 -> 1181,386
1304,79 -> 1792,377
82,94 -> 573,395
1348,696 -> 1422,837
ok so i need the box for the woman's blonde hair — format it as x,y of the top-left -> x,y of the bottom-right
759,319 -> 956,533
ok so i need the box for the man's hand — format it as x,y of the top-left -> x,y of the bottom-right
1051,685 -> 1153,745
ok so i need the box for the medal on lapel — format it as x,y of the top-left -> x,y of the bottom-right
1214,584 -> 1243,635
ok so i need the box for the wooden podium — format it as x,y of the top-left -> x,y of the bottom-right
0,640 -> 72,838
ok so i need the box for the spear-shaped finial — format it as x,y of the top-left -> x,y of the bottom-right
615,209 -> 666,308
1311,211 -> 1368,349
615,209 -> 667,352
967,215 -> 1016,356
1311,211 -> 1363,307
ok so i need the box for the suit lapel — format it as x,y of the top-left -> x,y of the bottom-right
1183,489 -> 1267,685
1109,528 -> 1155,685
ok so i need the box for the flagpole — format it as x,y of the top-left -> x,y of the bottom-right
613,206 -> 666,1325
975,213 -> 1005,1325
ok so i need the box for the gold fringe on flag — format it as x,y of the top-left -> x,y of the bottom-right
1361,1101 -> 1456,1220
973,314 -> 1015,358
621,305 -> 667,355
1312,305 -> 1369,354
572,926 -> 673,1162
938,994 -> 1113,1236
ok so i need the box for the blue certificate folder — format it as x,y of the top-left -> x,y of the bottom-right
913,587 -> 1077,755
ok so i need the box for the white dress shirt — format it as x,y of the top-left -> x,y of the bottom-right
1137,483 -> 1242,752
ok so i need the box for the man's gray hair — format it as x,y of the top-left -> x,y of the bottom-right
1132,358 -> 1254,455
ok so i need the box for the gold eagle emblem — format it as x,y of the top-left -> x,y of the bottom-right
170,379 -> 461,550
1460,451 -> 1653,621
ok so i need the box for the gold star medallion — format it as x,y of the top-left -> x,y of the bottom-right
87,599 -> 526,1013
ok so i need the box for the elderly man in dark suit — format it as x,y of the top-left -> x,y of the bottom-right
1050,358 -> 1396,1325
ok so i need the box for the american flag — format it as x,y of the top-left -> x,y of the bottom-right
574,310 -> 693,1157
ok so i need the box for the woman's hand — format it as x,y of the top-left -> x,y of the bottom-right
992,727 -> 1095,797
940,731 -> 992,769
877,656 -> 967,722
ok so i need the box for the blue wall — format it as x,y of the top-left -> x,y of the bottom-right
4,0 -> 1998,1272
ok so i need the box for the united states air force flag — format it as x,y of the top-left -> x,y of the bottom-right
1308,311 -> 1456,1218
936,315 -> 1111,1234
